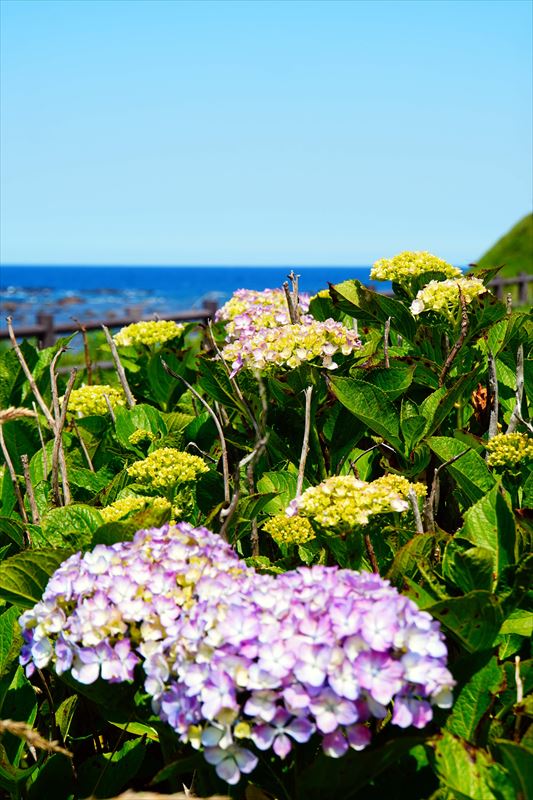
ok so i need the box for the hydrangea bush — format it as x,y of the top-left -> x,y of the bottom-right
0,254 -> 531,799
19,523 -> 454,785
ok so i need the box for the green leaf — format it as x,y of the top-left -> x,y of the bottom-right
0,607 -> 23,679
419,374 -> 474,437
237,493 -> 278,521
359,364 -> 415,400
0,549 -> 71,608
299,735 -> 426,800
0,744 -> 39,793
76,736 -> 146,799
442,540 -> 495,593
429,591 -> 504,652
401,415 -> 427,453
256,471 -> 300,514
330,279 -> 418,342
446,656 -> 504,743
68,467 -> 112,495
27,753 -> 75,800
56,695 -> 78,741
0,517 -> 25,549
500,609 -> 533,638
329,376 -> 402,450
427,436 -> 496,503
460,485 -> 516,584
41,504 -> 104,545
1,667 -> 38,767
114,404 -> 168,451
430,731 -> 514,800
493,740 -> 533,800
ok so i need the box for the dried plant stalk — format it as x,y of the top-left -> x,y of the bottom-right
0,719 -> 72,758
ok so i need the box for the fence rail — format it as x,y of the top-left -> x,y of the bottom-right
487,272 -> 532,302
0,300 -> 219,348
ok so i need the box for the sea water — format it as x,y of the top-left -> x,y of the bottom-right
0,265 -> 383,328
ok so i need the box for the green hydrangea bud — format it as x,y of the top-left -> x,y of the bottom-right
126,448 -> 209,490
486,432 -> 533,469
100,496 -> 171,523
114,320 -> 184,347
371,251 -> 461,283
67,385 -> 127,416
262,515 -> 315,546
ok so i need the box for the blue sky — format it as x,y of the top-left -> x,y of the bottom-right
1,0 -> 531,265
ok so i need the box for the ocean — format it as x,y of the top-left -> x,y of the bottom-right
0,265 -> 382,329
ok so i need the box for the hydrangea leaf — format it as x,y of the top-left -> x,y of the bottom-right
0,549 -> 71,608
329,376 -> 402,451
427,436 -> 495,504
459,485 -> 517,584
431,731 -> 515,800
446,656 -> 504,744
0,607 -> 22,679
429,591 -> 503,653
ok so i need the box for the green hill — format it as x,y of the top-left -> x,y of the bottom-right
476,213 -> 533,276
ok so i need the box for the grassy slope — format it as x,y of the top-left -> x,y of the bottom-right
475,213 -> 533,276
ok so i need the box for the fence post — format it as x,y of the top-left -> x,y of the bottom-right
202,299 -> 218,319
518,272 -> 528,305
36,313 -> 55,348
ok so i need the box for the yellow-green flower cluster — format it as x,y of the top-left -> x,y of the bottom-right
100,496 -> 171,523
67,385 -> 127,417
290,474 -> 425,533
127,448 -> 209,490
486,433 -> 533,469
222,319 -> 361,375
114,320 -> 184,347
263,514 -> 315,546
410,277 -> 487,319
371,252 -> 461,283
128,429 -> 157,446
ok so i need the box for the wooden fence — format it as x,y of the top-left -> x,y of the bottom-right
0,300 -> 219,348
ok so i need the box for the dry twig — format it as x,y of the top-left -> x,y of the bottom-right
507,344 -> 524,434
296,387 -> 313,499
102,325 -> 136,408
0,719 -> 72,758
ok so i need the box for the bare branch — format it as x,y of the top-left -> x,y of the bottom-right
0,720 -> 72,758
50,347 -> 66,422
161,360 -> 230,506
487,350 -> 499,443
424,447 -> 471,532
408,488 -> 424,534
296,386 -> 313,499
207,321 -> 261,438
0,425 -> 28,524
32,402 -> 49,476
439,289 -> 469,387
21,454 -> 39,525
288,270 -> 300,318
282,280 -> 299,324
72,317 -> 93,384
7,317 -> 55,428
102,325 -> 136,408
72,420 -> 95,471
51,369 -> 76,506
103,393 -> 116,424
383,317 -> 391,368
364,532 -> 379,573
507,344 -> 524,434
